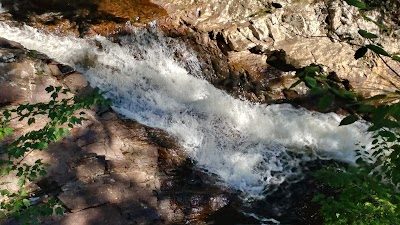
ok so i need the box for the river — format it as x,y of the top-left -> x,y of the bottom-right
0,20 -> 372,224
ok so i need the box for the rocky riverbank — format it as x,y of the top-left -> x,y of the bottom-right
2,0 -> 399,102
0,0 -> 399,224
0,37 -> 238,225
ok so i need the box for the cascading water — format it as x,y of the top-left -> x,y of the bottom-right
0,21 -> 372,222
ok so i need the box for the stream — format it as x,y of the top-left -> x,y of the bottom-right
0,20 -> 373,224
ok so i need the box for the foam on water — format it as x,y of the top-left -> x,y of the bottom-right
0,23 -> 372,199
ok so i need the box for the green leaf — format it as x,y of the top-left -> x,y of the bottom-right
340,114 -> 359,126
358,105 -> 375,113
304,76 -> 317,88
360,13 -> 390,31
54,128 -> 69,141
0,211 -> 6,218
378,130 -> 396,139
366,44 -> 390,56
28,118 -> 35,125
51,92 -> 58,100
17,178 -> 26,187
311,194 -> 325,202
4,127 -> 13,135
3,110 -> 11,119
354,47 -> 368,59
22,199 -> 30,207
55,207 -> 64,215
1,167 -> 11,176
392,55 -> 400,62
16,167 -> 23,177
330,88 -> 356,99
319,93 -> 335,111
19,190 -> 28,197
344,0 -> 367,9
29,172 -> 37,180
294,71 -> 304,78
365,94 -> 387,102
39,170 -> 47,177
305,66 -> 320,73
26,105 -> 34,112
358,30 -> 378,39
37,141 -> 48,150
45,86 -> 54,93
43,205 -> 53,216
0,189 -> 10,196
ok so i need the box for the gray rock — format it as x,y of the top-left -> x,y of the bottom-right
0,37 -> 24,49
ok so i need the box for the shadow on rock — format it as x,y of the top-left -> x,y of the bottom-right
1,0 -> 167,36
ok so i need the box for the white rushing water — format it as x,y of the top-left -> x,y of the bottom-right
0,23 -> 372,200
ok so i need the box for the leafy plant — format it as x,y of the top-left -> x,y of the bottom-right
290,1 -> 400,223
0,85 -> 109,224
294,66 -> 400,224
313,166 -> 400,225
290,65 -> 358,112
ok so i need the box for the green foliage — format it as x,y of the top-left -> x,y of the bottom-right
392,55 -> 400,62
358,30 -> 378,39
0,85 -> 109,224
365,44 -> 390,57
339,114 -> 359,126
344,0 -> 368,9
290,65 -> 358,112
313,166 -> 400,225
290,1 -> 400,223
355,47 -> 368,59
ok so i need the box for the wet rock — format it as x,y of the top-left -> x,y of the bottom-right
48,204 -> 130,225
0,37 -> 23,49
283,89 -> 300,100
209,195 -> 229,211
158,198 -> 185,223
63,72 -> 89,94
156,139 -> 235,224
56,64 -> 75,76
47,63 -> 63,77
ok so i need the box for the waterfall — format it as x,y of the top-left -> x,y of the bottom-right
0,23 -> 371,200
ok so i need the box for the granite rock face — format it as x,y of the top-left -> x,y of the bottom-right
154,0 -> 400,98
